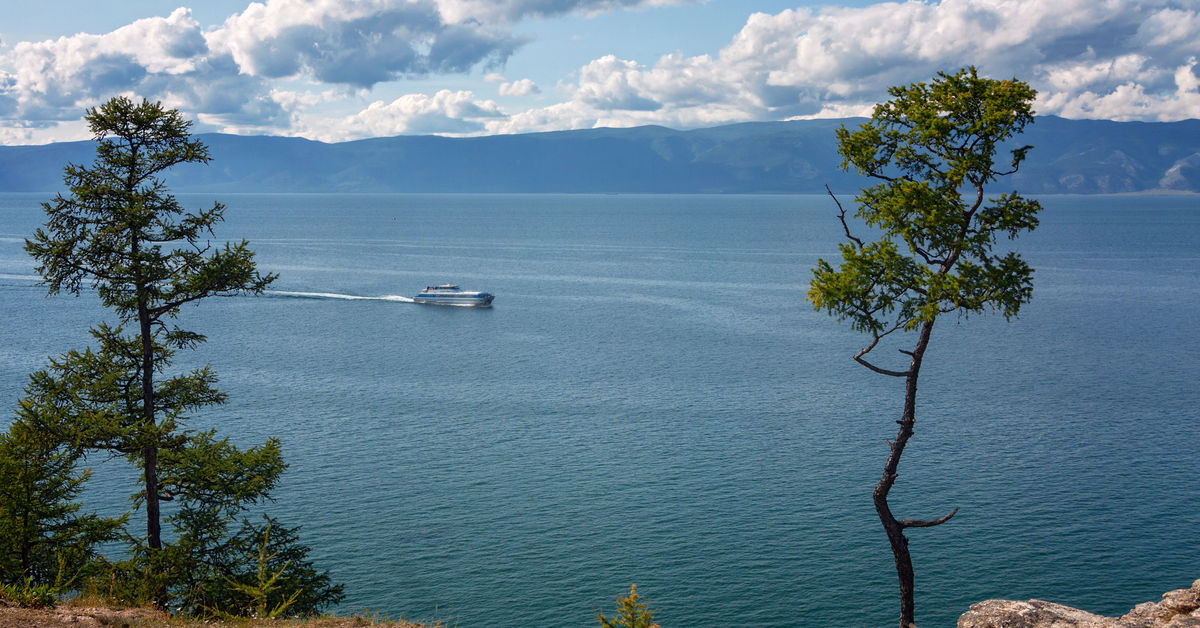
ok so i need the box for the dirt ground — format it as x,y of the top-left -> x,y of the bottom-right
0,605 -> 431,628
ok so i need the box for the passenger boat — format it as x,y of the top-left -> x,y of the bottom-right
413,284 -> 494,307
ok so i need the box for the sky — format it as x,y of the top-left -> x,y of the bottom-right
0,0 -> 1197,145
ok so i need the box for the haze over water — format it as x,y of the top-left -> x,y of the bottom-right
2,192 -> 1197,627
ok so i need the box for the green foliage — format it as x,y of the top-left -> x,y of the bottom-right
597,585 -> 659,628
0,577 -> 59,608
192,518 -> 343,620
164,511 -> 345,617
0,410 -> 123,588
811,66 -> 1042,357
26,96 -> 275,317
24,95 -> 276,561
16,337 -> 342,616
220,520 -> 304,619
808,67 -> 1041,628
12,96 -> 338,618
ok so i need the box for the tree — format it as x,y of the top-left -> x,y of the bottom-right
808,67 -> 1041,628
23,96 -> 278,608
0,406 -> 123,588
596,584 -> 660,628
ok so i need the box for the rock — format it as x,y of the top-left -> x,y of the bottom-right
959,579 -> 1200,628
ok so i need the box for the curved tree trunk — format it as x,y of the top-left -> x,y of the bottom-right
874,320 -> 934,628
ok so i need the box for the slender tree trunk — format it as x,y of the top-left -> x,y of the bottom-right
139,302 -> 166,609
874,319 -> 934,628
132,228 -> 165,608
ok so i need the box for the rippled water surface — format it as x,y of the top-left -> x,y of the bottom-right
2,193 -> 1198,627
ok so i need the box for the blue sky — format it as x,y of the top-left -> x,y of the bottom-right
0,0 -> 1196,144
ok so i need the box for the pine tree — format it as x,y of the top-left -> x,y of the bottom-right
26,97 -> 274,569
21,96 -> 340,615
0,403 -> 122,587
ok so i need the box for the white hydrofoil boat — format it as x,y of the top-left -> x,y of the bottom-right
413,284 -> 494,307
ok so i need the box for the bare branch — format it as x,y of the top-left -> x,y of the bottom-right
827,184 -> 863,249
912,246 -> 946,267
854,337 -> 910,377
899,507 -> 959,529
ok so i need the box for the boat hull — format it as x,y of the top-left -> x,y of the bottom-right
412,292 -> 494,307
413,284 -> 494,307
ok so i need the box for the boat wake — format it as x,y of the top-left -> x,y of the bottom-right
268,290 -> 415,303
0,273 -> 43,282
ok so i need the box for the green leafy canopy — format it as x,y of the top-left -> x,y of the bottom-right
810,67 -> 1042,355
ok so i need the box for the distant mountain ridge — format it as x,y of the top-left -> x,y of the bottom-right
2,117 -> 1197,194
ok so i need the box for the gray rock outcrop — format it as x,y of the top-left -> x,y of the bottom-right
958,579 -> 1200,627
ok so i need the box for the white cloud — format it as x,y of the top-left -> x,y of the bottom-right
510,0 -> 1200,133
0,0 -> 1196,144
1039,59 -> 1200,121
203,0 -> 695,88
3,9 -> 205,116
499,78 -> 540,96
0,0 -> 685,142
433,0 -> 698,24
0,8 -> 284,138
206,0 -> 523,88
303,89 -> 506,140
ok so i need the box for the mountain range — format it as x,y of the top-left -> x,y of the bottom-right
2,116 -> 1197,194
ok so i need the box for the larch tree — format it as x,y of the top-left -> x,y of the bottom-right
23,96 -> 278,607
808,67 -> 1042,628
0,403 -> 123,587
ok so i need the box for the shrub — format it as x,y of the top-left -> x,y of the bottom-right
597,584 -> 660,628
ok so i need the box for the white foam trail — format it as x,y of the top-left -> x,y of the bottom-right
269,290 -> 415,303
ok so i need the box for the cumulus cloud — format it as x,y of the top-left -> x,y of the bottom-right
499,78 -> 540,96
0,8 -> 283,134
0,0 -> 1196,144
208,0 -> 524,88
434,0 -> 698,24
1040,58 -> 1200,121
507,0 -> 1200,133
485,73 -> 541,97
0,0 -> 681,142
206,0 -> 692,89
305,89 -> 506,140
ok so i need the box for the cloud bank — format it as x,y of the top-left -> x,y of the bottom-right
491,0 -> 1200,133
0,0 -> 1195,144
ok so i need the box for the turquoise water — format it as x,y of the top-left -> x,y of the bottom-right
1,193 -> 1198,627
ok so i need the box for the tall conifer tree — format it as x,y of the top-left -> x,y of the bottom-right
24,96 -> 277,607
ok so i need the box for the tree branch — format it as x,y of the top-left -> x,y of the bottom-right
827,184 -> 863,249
912,246 -> 946,267
854,335 -> 911,377
899,507 -> 959,529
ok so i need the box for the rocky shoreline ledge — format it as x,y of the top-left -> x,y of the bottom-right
959,579 -> 1200,627
4,580 -> 1197,627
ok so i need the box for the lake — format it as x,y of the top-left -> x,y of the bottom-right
1,192 -> 1198,627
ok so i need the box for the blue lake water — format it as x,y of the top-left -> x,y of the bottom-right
1,192 -> 1198,627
